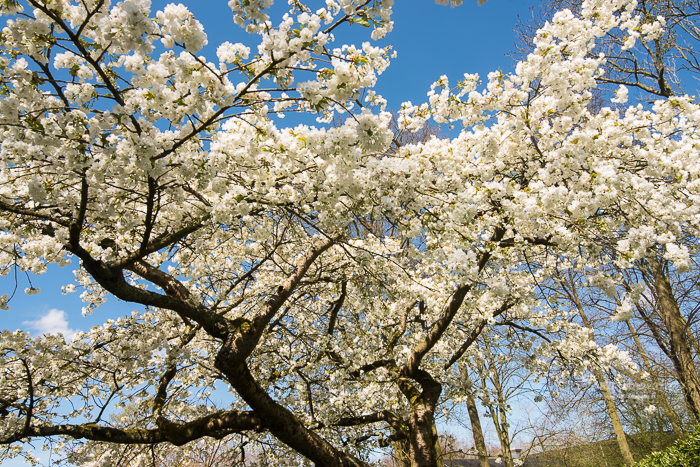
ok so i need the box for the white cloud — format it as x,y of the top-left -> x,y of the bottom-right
23,309 -> 78,341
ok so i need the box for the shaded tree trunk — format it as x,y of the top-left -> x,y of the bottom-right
399,374 -> 443,467
647,257 -> 700,421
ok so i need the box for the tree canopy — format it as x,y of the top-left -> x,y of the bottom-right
0,0 -> 698,466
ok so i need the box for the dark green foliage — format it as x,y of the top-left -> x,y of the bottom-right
635,426 -> 700,467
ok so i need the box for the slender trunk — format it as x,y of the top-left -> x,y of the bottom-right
562,275 -> 635,466
463,375 -> 490,467
593,369 -> 636,466
626,319 -> 683,435
480,372 -> 514,467
495,407 -> 514,467
637,302 -> 700,424
686,321 -> 700,361
648,257 -> 700,421
480,340 -> 515,467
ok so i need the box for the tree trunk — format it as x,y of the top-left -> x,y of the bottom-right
593,368 -> 636,466
463,375 -> 490,467
491,408 -> 514,467
478,340 -> 515,467
687,323 -> 700,362
481,371 -> 514,467
626,319 -> 683,435
399,374 -> 443,467
647,256 -> 700,421
406,402 -> 443,466
561,274 -> 635,466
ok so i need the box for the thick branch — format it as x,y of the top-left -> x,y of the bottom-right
326,281 -> 347,336
349,359 -> 397,379
10,410 -> 262,446
125,260 -> 229,339
218,362 -> 369,467
405,226 -> 506,374
217,234 -> 342,366
334,410 -> 404,434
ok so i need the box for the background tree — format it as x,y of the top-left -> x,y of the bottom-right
509,0 -> 700,457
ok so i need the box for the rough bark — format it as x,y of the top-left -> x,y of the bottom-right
5,410 -> 262,446
392,438 -> 412,467
407,404 -> 442,467
397,373 -> 443,467
219,362 -> 368,467
648,256 -> 700,421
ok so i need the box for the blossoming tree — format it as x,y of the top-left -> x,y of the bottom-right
514,0 -> 700,448
0,0 -> 698,466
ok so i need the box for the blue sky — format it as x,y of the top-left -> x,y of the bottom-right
0,1 -> 540,465
189,0 -> 540,105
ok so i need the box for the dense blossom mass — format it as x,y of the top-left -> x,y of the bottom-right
0,0 -> 697,466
